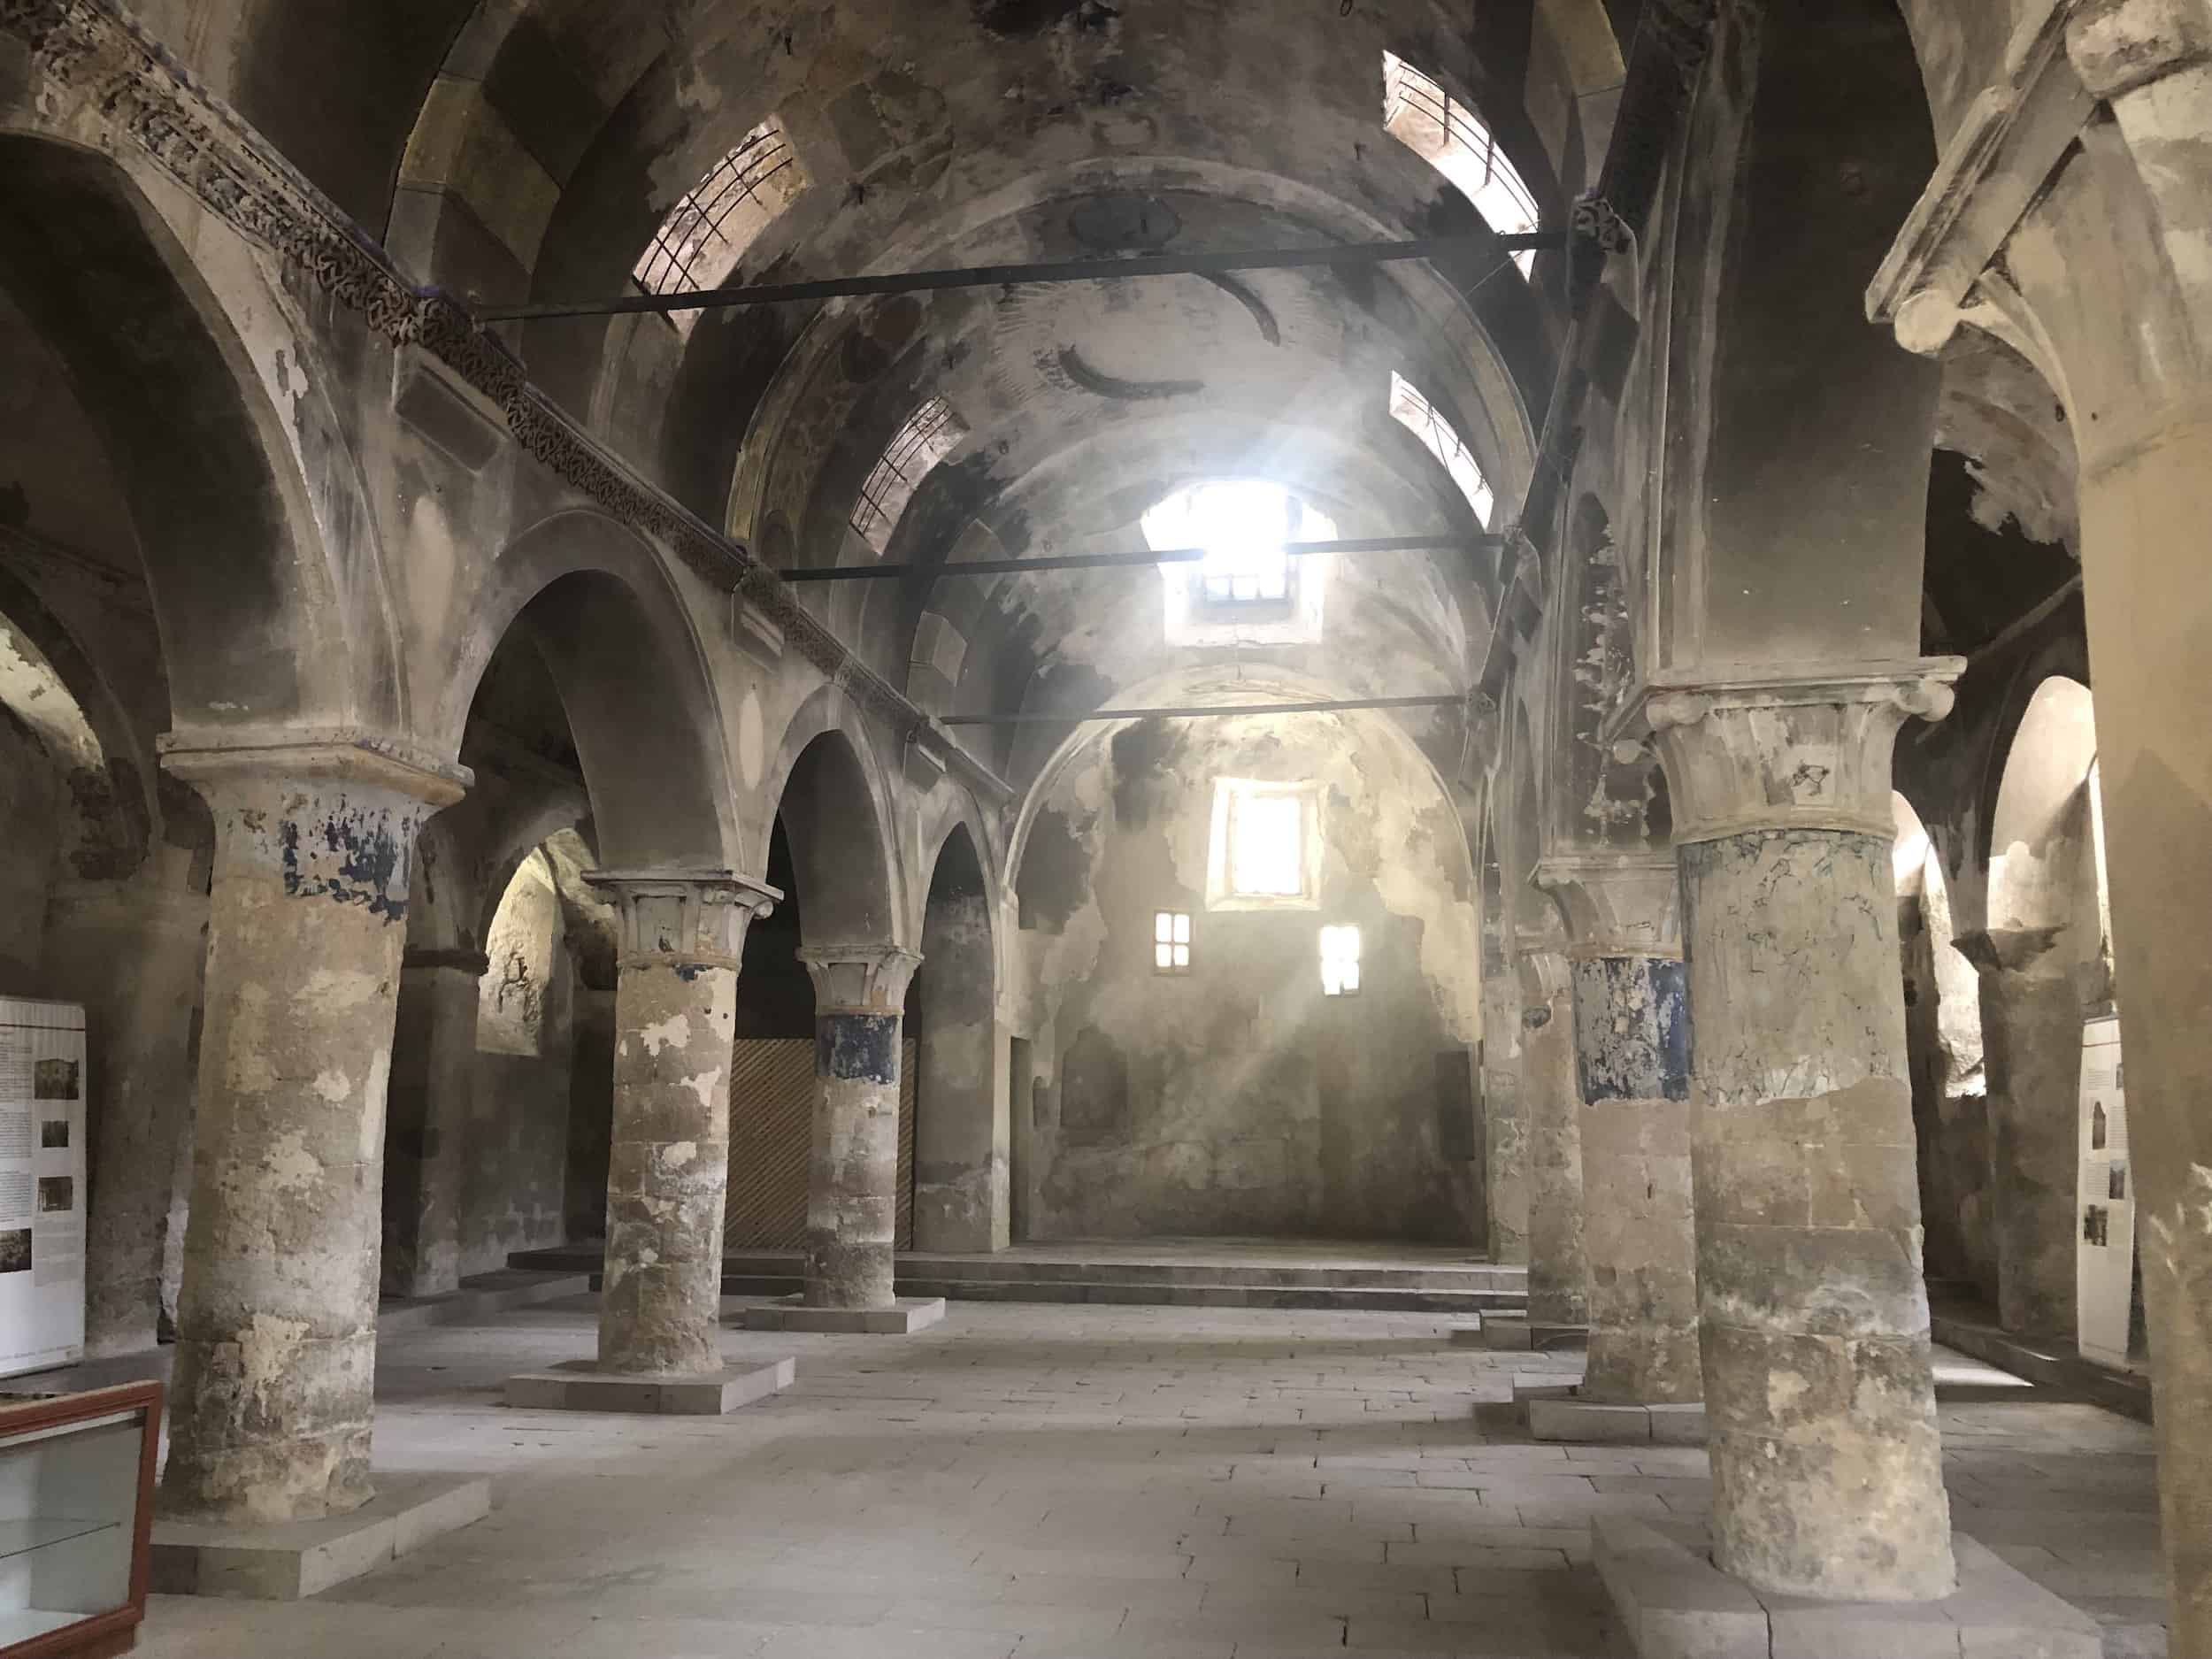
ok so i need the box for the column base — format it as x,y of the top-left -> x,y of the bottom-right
503,1357 -> 795,1415
1476,1315 -> 1586,1351
739,1294 -> 947,1335
150,1472 -> 490,1601
1593,1516 -> 2099,1658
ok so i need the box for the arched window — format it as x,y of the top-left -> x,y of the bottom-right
850,396 -> 968,553
1141,480 -> 1337,647
633,117 -> 804,334
1382,51 -> 1540,277
1388,372 -> 1495,527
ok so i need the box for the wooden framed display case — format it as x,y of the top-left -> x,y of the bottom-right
0,1383 -> 158,1658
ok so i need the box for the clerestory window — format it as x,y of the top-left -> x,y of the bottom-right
1382,52 -> 1540,278
1389,372 -> 1495,528
851,396 -> 968,553
1143,480 -> 1338,647
633,118 -> 804,334
1320,925 -> 1363,996
1153,911 -> 1194,974
1207,780 -> 1323,911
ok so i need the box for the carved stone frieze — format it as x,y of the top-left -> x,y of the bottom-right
0,0 -> 1010,807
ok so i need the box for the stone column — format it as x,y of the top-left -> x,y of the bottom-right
1955,927 -> 2081,1337
157,733 -> 465,1524
42,879 -> 208,1357
1540,855 -> 1700,1406
589,871 -> 776,1378
1517,946 -> 1587,1333
380,948 -> 488,1300
1643,664 -> 1962,1601
799,946 -> 922,1309
1479,966 -> 1529,1263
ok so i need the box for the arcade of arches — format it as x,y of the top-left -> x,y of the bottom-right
0,0 -> 2208,1654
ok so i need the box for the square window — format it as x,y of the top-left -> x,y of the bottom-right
1154,911 -> 1193,974
1321,925 -> 1363,996
1205,780 -> 1323,910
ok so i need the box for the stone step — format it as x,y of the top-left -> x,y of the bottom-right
512,1246 -> 1525,1314
377,1268 -> 592,1333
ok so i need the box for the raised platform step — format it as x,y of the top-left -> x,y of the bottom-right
511,1244 -> 1526,1315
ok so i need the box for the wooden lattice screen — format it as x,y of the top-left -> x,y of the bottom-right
723,1038 -> 915,1250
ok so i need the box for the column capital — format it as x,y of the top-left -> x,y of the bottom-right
798,945 -> 923,1013
1954,924 -> 2071,976
157,726 -> 472,809
1629,660 -> 1963,844
586,869 -> 780,970
1535,853 -> 1682,958
2067,0 -> 2212,101
1513,943 -> 1571,1010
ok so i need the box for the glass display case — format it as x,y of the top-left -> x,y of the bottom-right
0,1383 -> 157,1658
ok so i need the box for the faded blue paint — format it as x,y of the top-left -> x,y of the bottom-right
275,797 -> 411,922
1572,956 -> 1690,1102
818,1012 -> 901,1083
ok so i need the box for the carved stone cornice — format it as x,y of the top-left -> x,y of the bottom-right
1535,853 -> 1681,959
798,946 -> 923,1015
1865,0 -> 2095,354
0,0 -> 1010,810
586,869 -> 779,971
1629,661 -> 1964,845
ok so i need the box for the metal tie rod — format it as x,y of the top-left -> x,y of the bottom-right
939,694 -> 1466,727
478,232 -> 1567,323
778,533 -> 1498,583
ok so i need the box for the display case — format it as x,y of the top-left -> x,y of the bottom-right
0,1384 -> 157,1658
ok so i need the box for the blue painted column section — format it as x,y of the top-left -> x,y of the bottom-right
1571,953 -> 1701,1404
157,737 -> 466,1524
801,949 -> 921,1309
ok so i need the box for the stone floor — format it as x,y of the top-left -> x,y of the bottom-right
128,1296 -> 2168,1658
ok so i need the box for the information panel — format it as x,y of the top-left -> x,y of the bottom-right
0,998 -> 87,1377
2076,1013 -> 2134,1371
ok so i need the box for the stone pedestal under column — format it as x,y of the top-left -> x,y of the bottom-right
1517,947 -> 1587,1335
1644,664 -> 1962,1602
798,946 -> 921,1311
592,871 -> 775,1378
42,878 -> 208,1358
157,733 -> 466,1525
381,949 -> 488,1301
1957,927 -> 2081,1337
1540,855 -> 1700,1409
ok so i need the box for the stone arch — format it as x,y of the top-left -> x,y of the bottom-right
912,820 -> 1005,1253
449,511 -> 740,872
760,706 -> 902,948
0,135 -> 369,733
1988,675 -> 2101,941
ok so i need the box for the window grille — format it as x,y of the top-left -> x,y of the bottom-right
1382,52 -> 1540,277
851,396 -> 968,552
633,119 -> 802,325
1389,372 -> 1496,527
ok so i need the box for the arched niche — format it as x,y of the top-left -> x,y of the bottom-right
0,136 -> 365,731
912,823 -> 1004,1253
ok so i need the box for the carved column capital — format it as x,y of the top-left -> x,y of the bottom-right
157,727 -> 471,810
2067,0 -> 2212,100
798,945 -> 923,1013
586,869 -> 780,970
1633,661 -> 1963,844
1513,944 -> 1572,1010
1535,853 -> 1682,959
1954,924 -> 2072,976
